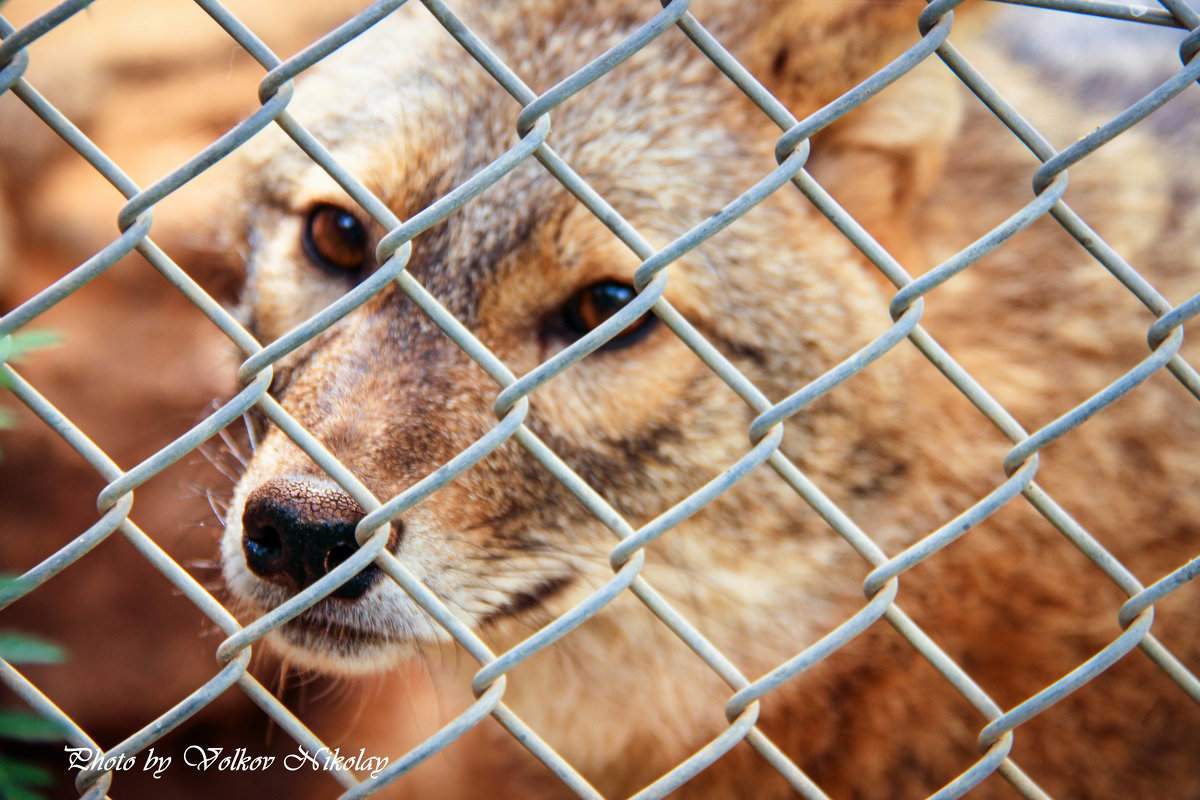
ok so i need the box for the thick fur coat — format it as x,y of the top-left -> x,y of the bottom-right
219,2 -> 1200,797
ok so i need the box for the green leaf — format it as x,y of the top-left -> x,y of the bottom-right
0,753 -> 54,800
0,782 -> 48,800
0,710 -> 67,742
0,329 -> 61,395
0,754 -> 53,787
0,633 -> 66,665
0,575 -> 31,606
5,331 -> 61,361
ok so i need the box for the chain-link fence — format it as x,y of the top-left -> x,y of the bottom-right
2,0 -> 1199,797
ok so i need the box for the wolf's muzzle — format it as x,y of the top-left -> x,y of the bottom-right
240,478 -> 384,600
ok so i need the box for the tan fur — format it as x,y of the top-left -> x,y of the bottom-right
219,2 -> 1200,797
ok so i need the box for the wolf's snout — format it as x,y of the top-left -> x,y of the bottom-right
240,478 -> 383,600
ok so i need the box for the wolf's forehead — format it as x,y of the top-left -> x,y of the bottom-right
276,4 -> 729,178
247,2 -> 753,278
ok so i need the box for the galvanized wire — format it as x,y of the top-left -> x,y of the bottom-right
1,0 -> 1198,799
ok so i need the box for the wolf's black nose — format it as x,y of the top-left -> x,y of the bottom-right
240,478 -> 383,600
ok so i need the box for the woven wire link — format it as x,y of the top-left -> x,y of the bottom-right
1,0 -> 1198,798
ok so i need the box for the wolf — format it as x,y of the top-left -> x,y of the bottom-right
218,1 -> 1200,797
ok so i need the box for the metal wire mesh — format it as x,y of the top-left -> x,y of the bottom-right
1,0 -> 1199,798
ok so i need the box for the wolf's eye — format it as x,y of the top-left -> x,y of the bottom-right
303,204 -> 369,275
560,280 -> 656,348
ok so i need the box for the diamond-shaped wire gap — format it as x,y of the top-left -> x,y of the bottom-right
235,657 -> 479,796
2,247 -> 269,537
907,490 -> 1136,663
942,9 -> 1200,307
0,0 -> 316,193
1,0 -> 346,262
0,362 -> 125,590
909,243 -> 1186,499
902,210 -> 1189,434
732,604 -> 1017,800
511,380 -> 778,614
778,326 -> 1034,569
966,4 -> 1190,131
6,223 -> 252,463
500,2 -> 803,223
0,87 -> 143,331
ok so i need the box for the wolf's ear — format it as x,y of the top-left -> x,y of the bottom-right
698,0 -> 930,116
699,0 -> 974,267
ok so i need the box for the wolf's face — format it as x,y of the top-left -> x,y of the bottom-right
220,1 -> 938,675
211,3 -> 1200,796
